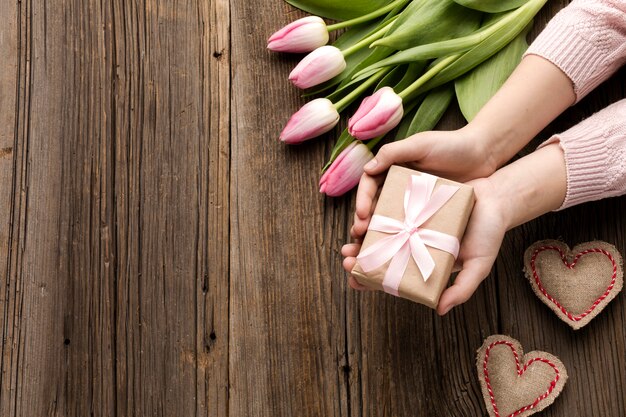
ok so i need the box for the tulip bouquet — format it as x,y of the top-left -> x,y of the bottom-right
269,0 -> 547,196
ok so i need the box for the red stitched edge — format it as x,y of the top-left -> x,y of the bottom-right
531,246 -> 618,322
483,340 -> 560,417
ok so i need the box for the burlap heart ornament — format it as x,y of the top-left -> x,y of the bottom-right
523,240 -> 623,330
477,335 -> 567,417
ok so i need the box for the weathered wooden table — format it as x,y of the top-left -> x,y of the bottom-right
0,0 -> 624,415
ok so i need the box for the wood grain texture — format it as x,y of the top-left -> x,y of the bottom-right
0,0 -> 624,416
0,0 -> 21,415
495,2 -> 626,416
229,1 -> 350,416
352,1 -> 626,416
109,0 -> 230,416
1,0 -> 84,415
0,0 -> 231,416
352,102 -> 500,417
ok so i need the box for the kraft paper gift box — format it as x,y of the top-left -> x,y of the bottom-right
351,165 -> 475,309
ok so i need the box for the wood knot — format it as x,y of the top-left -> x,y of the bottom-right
0,147 -> 13,158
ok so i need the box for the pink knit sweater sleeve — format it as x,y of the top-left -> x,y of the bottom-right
524,0 -> 626,209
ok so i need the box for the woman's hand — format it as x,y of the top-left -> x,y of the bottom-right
350,127 -> 498,244
364,127 -> 498,183
435,178 -> 507,315
348,53 -> 575,246
341,177 -> 508,308
341,127 -> 499,292
342,143 -> 568,315
341,54 -> 575,310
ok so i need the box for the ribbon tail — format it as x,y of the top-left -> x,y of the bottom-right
382,242 -> 411,296
409,233 -> 436,281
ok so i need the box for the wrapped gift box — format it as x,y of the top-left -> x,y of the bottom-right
351,165 -> 475,308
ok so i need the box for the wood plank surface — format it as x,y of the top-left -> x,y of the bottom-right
497,69 -> 626,417
109,0 -> 230,416
0,0 -> 231,416
0,0 -> 21,415
229,2 -> 350,416
351,104 -> 500,417
0,0 -> 624,416
495,3 -> 626,416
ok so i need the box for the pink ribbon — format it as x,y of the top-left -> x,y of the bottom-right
356,174 -> 460,296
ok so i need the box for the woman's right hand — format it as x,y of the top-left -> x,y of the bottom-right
343,53 -> 577,293
341,127 -> 497,291
351,127 -> 497,242
364,126 -> 497,183
348,52 -> 578,243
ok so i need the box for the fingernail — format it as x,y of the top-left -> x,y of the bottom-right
364,158 -> 377,170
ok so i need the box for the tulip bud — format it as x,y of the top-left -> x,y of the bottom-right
267,16 -> 329,53
348,87 -> 404,140
280,98 -> 340,144
319,142 -> 374,197
289,46 -> 346,89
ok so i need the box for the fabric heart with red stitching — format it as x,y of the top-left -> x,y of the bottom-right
476,335 -> 568,417
523,240 -> 624,330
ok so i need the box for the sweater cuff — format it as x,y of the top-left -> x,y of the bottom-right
539,99 -> 626,210
525,17 -> 608,103
538,123 -> 609,210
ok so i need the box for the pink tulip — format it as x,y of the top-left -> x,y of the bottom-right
267,16 -> 329,53
280,98 -> 340,144
289,46 -> 346,89
319,142 -> 374,197
348,87 -> 404,140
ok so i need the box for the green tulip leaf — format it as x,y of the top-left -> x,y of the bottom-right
322,129 -> 355,173
394,97 -> 423,140
303,5 -> 405,98
393,62 -> 427,92
375,65 -> 410,90
353,11 -> 513,78
455,28 -> 528,122
407,0 -> 545,99
325,47 -> 394,102
332,20 -> 382,50
285,0 -> 394,21
338,47 -> 394,89
395,84 -> 454,140
453,0 -> 529,13
369,63 -> 428,140
375,0 -> 482,51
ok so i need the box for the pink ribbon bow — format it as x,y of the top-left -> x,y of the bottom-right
357,174 -> 460,296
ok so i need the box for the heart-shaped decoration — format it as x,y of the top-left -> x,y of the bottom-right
523,240 -> 623,330
476,335 -> 568,417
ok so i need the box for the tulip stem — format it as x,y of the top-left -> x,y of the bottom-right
326,0 -> 409,32
369,0 -> 545,61
366,134 -> 386,151
341,17 -> 398,58
334,68 -> 390,113
398,54 -> 460,102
